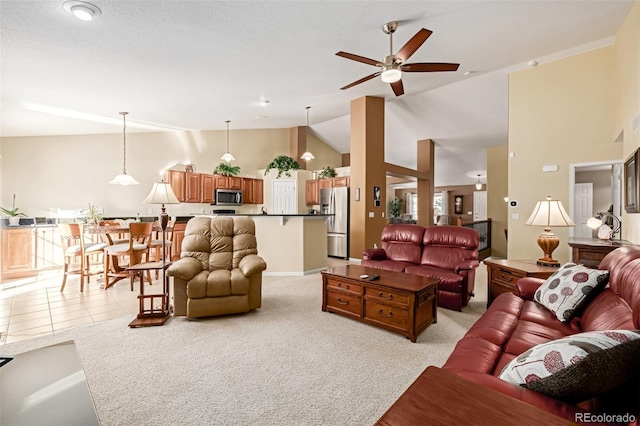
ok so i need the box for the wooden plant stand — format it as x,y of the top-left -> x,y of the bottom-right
126,261 -> 172,328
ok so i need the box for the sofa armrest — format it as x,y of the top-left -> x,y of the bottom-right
239,254 -> 267,277
455,259 -> 479,272
362,248 -> 387,261
516,277 -> 546,300
167,257 -> 203,281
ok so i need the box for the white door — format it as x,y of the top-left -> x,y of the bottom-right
473,191 -> 487,221
272,180 -> 297,214
573,183 -> 593,238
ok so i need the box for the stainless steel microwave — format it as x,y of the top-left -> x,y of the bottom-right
215,189 -> 243,206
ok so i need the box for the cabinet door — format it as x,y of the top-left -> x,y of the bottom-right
319,179 -> 332,190
171,223 -> 187,261
164,170 -> 186,202
2,228 -> 35,279
228,176 -> 242,190
252,179 -> 264,204
185,172 -> 201,203
214,175 -> 229,189
306,180 -> 319,205
201,174 -> 215,203
332,177 -> 348,187
242,178 -> 254,204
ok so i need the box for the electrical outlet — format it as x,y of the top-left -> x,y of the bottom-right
369,212 -> 374,218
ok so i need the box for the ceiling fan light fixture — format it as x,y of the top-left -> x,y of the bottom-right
381,67 -> 402,83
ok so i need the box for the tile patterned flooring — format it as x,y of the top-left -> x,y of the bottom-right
0,257 -> 351,345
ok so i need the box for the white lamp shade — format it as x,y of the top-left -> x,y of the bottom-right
109,173 -> 139,186
586,217 -> 604,229
301,151 -> 315,161
525,198 -> 575,228
221,152 -> 235,163
143,181 -> 180,204
381,68 -> 402,83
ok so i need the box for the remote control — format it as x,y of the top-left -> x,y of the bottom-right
369,275 -> 380,281
359,274 -> 369,279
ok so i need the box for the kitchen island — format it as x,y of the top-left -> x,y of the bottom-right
197,214 -> 331,276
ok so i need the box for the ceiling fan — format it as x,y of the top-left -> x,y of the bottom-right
336,21 -> 460,96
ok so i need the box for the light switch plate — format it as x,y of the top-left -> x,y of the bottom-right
369,212 -> 374,218
512,213 -> 520,220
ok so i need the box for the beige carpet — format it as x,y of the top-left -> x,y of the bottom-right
2,268 -> 487,425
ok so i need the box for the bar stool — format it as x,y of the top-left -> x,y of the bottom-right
59,223 -> 107,292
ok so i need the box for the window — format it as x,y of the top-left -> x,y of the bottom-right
433,192 -> 443,216
408,193 -> 418,220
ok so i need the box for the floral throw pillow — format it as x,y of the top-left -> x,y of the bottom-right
499,330 -> 640,401
534,263 -> 609,322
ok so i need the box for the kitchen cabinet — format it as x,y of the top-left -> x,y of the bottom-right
306,180 -> 320,205
214,175 -> 242,190
241,178 -> 264,204
164,170 -> 186,202
201,174 -> 215,203
252,179 -> 264,204
2,227 -> 36,280
332,176 -> 349,187
185,172 -> 201,203
319,179 -> 333,190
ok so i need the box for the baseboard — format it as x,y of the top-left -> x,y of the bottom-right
263,267 -> 328,277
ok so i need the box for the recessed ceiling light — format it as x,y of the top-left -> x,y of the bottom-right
63,1 -> 101,21
254,115 -> 268,120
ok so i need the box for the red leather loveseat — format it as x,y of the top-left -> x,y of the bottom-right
437,246 -> 640,424
362,224 -> 479,311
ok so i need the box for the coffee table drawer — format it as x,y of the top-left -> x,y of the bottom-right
326,278 -> 362,293
326,290 -> 361,316
364,286 -> 409,307
364,300 -> 408,330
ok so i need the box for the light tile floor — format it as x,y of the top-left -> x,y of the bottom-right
0,257 -> 351,345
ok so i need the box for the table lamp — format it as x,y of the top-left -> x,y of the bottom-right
587,211 -> 621,240
525,196 -> 575,267
143,180 -> 180,265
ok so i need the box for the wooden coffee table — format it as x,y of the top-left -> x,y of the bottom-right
321,265 -> 438,342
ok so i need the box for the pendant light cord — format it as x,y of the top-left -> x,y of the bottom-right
120,111 -> 128,174
226,120 -> 230,152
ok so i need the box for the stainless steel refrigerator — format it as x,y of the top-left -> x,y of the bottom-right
321,186 -> 349,258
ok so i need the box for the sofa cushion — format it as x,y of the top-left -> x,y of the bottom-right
498,330 -> 640,401
420,226 -> 479,270
361,259 -> 414,273
380,224 -> 425,264
404,265 -> 463,292
534,263 -> 609,322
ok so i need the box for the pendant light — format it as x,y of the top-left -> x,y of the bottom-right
300,106 -> 315,161
221,120 -> 235,163
110,112 -> 139,185
475,174 -> 483,190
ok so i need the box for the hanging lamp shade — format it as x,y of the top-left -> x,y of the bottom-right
475,174 -> 482,190
221,120 -> 235,163
300,106 -> 315,161
110,111 -> 139,185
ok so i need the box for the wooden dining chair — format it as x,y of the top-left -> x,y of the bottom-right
103,222 -> 153,290
149,220 -> 174,278
98,220 -> 128,245
59,223 -> 107,292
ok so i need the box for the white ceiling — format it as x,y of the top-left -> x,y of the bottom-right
0,0 -> 634,185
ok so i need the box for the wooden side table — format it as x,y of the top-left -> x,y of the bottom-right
375,366 -> 572,425
568,237 -> 631,269
126,261 -> 172,327
483,259 -> 557,307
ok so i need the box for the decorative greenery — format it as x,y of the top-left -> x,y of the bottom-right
83,203 -> 103,225
213,162 -> 241,176
264,155 -> 301,178
318,166 -> 337,179
389,197 -> 404,218
1,194 -> 26,217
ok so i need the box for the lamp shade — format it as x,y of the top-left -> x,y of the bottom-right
525,198 -> 575,229
109,173 -> 139,186
143,181 -> 180,205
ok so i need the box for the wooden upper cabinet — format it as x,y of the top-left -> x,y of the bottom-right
319,179 -> 332,190
214,174 -> 240,189
201,174 -> 215,203
306,180 -> 319,205
164,170 -> 186,202
228,176 -> 242,190
332,176 -> 349,187
242,178 -> 254,204
185,172 -> 201,203
252,179 -> 264,204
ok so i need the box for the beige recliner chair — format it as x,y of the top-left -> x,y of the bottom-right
167,216 -> 267,319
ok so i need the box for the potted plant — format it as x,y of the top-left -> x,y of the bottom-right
83,203 -> 103,225
1,194 -> 26,225
318,166 -> 337,179
389,197 -> 403,218
213,163 -> 241,177
264,155 -> 301,178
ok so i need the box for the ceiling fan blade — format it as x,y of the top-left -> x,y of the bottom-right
391,79 -> 404,96
402,62 -> 460,72
335,51 -> 380,67
395,28 -> 432,62
340,72 -> 380,90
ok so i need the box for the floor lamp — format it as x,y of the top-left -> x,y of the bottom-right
143,180 -> 180,273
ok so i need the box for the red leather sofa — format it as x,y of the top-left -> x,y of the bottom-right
435,246 -> 640,424
361,224 -> 479,311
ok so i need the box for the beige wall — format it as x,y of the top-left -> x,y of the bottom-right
0,128 -> 339,218
508,46 -> 622,263
615,1 -> 640,242
433,185 -> 478,224
306,131 -> 343,171
487,145 -> 508,258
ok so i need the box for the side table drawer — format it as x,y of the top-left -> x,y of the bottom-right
326,290 -> 361,316
491,268 -> 522,285
364,300 -> 408,330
